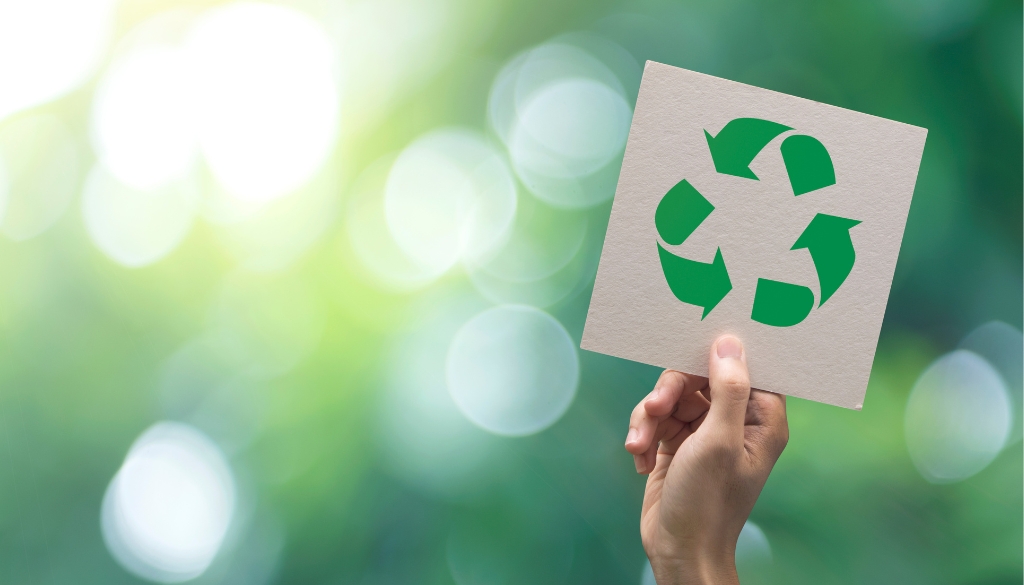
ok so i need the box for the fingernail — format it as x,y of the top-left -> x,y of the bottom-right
716,336 -> 743,360
650,387 -> 662,401
626,428 -> 638,444
633,454 -> 645,473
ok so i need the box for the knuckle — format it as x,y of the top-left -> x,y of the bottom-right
720,370 -> 750,388
661,369 -> 685,387
715,374 -> 750,399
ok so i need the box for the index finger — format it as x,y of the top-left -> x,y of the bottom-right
625,370 -> 700,455
644,370 -> 704,417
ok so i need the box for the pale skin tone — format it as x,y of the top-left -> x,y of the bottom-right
624,335 -> 789,585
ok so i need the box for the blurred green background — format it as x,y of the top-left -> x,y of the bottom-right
0,0 -> 1019,583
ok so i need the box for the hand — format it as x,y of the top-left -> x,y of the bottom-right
624,335 -> 789,585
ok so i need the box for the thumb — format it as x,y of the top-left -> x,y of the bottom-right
704,335 -> 751,446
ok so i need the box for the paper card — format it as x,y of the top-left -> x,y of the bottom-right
581,61 -> 927,409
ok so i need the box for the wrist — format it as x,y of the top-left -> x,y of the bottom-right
648,549 -> 738,585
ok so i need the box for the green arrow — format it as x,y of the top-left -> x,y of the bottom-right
704,118 -> 791,179
655,179 -> 713,245
657,244 -> 732,319
792,213 -> 861,306
751,278 -> 814,327
781,135 -> 836,195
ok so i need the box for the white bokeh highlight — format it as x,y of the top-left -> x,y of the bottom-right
186,2 -> 339,203
509,78 -> 632,179
0,0 -> 116,122
91,45 -> 197,190
101,422 -> 236,583
83,3 -> 342,267
446,305 -> 578,436
489,39 -> 634,208
385,128 -> 517,277
905,350 -> 1012,484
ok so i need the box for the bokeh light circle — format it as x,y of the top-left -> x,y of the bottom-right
509,78 -> 632,179
385,128 -> 517,277
489,39 -> 634,208
101,421 -> 236,583
91,45 -> 197,190
958,320 -> 1024,444
0,0 -> 117,122
905,350 -> 1012,484
81,165 -> 198,267
446,305 -> 578,436
185,2 -> 339,203
487,51 -> 528,146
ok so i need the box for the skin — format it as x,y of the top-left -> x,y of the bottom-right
624,335 -> 789,585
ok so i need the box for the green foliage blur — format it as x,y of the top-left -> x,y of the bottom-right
0,0 -> 1019,584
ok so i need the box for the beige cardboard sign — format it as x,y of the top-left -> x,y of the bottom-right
581,61 -> 927,409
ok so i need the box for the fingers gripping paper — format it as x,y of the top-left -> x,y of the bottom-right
581,62 -> 927,409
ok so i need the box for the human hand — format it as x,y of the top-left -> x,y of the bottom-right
624,335 -> 789,585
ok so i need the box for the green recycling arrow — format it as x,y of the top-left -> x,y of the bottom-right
654,179 -> 731,318
705,118 -> 790,179
781,135 -> 836,195
656,116 -> 860,327
657,244 -> 732,319
751,278 -> 815,327
792,213 -> 860,306
655,179 -> 714,245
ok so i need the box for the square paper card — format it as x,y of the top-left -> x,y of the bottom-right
581,61 -> 927,409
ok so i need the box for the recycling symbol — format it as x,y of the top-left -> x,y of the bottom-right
655,118 -> 860,327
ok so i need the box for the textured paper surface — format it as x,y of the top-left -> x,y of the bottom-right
581,61 -> 927,409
